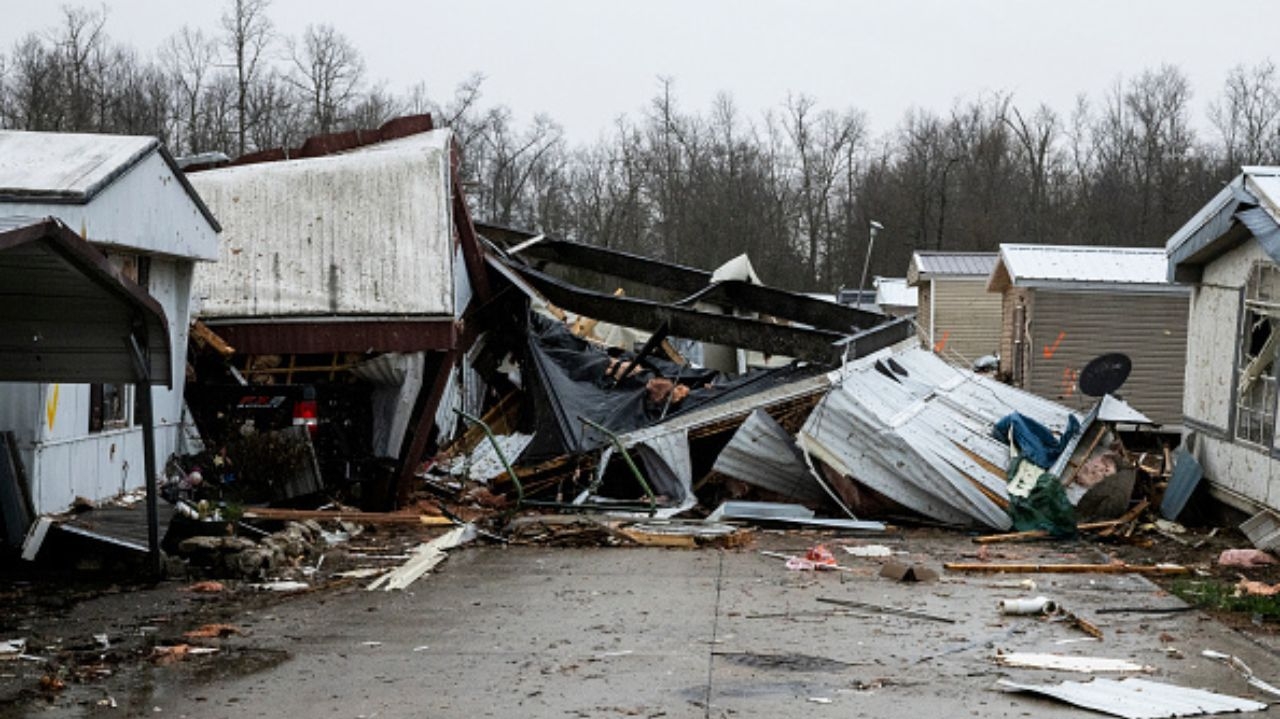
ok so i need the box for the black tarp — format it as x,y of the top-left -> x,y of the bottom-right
519,313 -> 820,461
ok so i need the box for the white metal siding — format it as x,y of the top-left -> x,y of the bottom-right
1196,434 -> 1280,514
1027,290 -> 1188,426
0,153 -> 218,261
191,131 -> 454,318
1183,284 -> 1238,431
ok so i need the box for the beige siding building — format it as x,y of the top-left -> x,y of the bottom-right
988,244 -> 1189,426
906,251 -> 1001,365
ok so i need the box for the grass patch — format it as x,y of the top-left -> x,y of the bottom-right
1170,578 -> 1280,618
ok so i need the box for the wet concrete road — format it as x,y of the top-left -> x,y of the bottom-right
146,536 -> 1280,718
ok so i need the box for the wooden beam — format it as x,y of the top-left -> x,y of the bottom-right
943,561 -> 1188,575
190,320 -> 235,357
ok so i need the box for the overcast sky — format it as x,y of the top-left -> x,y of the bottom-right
4,0 -> 1280,143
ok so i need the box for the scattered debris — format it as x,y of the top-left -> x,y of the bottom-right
994,652 -> 1151,673
1239,510 -> 1280,552
182,580 -> 226,594
878,561 -> 939,583
250,581 -> 310,592
998,596 -> 1058,615
816,597 -> 955,624
183,624 -> 243,639
1217,549 -> 1276,568
842,544 -> 894,558
944,561 -> 1189,575
1201,649 -> 1280,699
0,639 -> 25,660
367,524 -> 476,591
1234,578 -> 1280,597
998,677 -> 1266,718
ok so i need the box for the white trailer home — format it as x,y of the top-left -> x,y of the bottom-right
1167,166 -> 1280,514
0,131 -> 219,513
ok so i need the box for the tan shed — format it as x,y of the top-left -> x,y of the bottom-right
906,251 -> 1002,365
988,244 -> 1189,426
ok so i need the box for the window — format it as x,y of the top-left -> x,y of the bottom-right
89,383 -> 130,432
88,252 -> 148,434
1236,263 -> 1280,447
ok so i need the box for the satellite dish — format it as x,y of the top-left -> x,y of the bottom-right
1078,353 -> 1131,397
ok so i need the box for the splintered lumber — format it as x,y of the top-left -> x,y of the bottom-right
943,561 -> 1188,576
241,508 -> 453,526
1096,499 -> 1150,538
974,520 -> 1127,544
190,320 -> 235,357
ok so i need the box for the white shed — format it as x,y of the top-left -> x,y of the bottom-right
0,131 -> 219,514
1167,166 -> 1280,514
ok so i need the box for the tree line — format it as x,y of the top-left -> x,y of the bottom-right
4,2 -> 1280,291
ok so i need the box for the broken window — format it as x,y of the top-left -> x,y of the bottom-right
89,383 -> 130,433
1235,262 -> 1280,447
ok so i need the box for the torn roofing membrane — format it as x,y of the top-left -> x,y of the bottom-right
519,312 -> 821,461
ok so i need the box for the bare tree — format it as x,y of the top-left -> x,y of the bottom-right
1210,61 -> 1280,168
220,0 -> 272,156
286,23 -> 364,135
161,26 -> 218,154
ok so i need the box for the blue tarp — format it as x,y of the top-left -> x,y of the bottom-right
993,413 -> 1081,469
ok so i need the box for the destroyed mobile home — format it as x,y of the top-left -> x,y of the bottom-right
0,119 -> 1193,579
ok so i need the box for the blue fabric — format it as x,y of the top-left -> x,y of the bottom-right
992,413 -> 1081,469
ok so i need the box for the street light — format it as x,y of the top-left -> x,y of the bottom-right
856,220 -> 883,308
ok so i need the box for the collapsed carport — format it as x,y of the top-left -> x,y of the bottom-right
0,216 -> 171,573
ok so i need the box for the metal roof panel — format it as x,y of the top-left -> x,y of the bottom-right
999,244 -> 1173,287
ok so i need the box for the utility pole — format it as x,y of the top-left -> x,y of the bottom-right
857,220 -> 883,308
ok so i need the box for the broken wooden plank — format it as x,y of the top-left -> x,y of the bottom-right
190,320 -> 235,357
1097,498 -> 1150,538
943,561 -> 1188,575
241,508 -> 453,526
974,519 -> 1128,544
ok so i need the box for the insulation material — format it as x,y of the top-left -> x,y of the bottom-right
350,353 -> 426,458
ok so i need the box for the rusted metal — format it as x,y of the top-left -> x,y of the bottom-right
206,319 -> 458,355
451,142 -> 493,306
186,114 -> 436,171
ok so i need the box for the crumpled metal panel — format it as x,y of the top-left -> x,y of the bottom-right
798,342 -> 1081,529
712,409 -> 826,504
191,130 -> 454,318
998,677 -> 1267,718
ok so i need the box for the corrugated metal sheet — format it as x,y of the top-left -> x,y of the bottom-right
798,342 -> 1081,529
1027,290 -> 1188,426
998,677 -> 1267,718
998,244 -> 1175,287
190,129 -> 454,318
910,251 -> 999,281
711,409 -> 827,504
931,279 -> 1003,363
